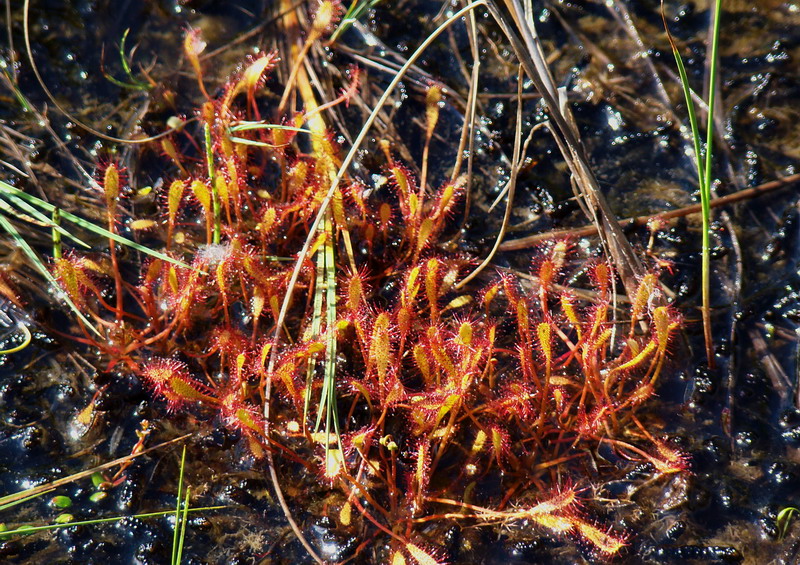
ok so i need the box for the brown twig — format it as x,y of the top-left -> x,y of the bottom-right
500,173 -> 800,251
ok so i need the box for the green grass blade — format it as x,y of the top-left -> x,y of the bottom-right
175,486 -> 191,565
670,53 -> 705,189
0,213 -> 102,337
52,208 -> 62,259
704,0 -> 723,206
171,446 -> 187,565
119,29 -> 151,89
0,181 -> 195,270
698,0 -> 723,369
102,73 -> 151,91
228,137 -> 290,149
315,212 -> 341,456
204,122 -> 221,245
3,194 -> 90,248
0,489 -> 54,512
228,123 -> 311,134
102,29 -> 151,91
0,505 -> 225,540
303,229 -> 327,428
662,0 -> 720,368
119,29 -> 135,79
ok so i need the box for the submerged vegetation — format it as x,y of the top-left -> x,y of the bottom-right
3,0 -> 800,563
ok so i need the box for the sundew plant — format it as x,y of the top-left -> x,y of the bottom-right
0,1 -> 706,563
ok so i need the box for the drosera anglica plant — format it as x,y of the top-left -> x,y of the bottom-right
28,7 -> 688,562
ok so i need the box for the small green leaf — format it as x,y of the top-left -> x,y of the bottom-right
54,513 -> 74,524
91,472 -> 105,488
89,491 -> 107,503
51,495 -> 72,509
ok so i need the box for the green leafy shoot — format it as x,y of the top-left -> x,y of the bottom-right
661,0 -> 722,368
102,28 -> 153,91
778,506 -> 800,540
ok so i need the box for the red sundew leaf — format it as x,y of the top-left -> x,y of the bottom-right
537,322 -> 552,363
346,179 -> 368,219
489,424 -> 512,468
528,486 -> 578,516
184,28 -> 209,98
378,202 -> 393,236
559,291 -> 582,337
388,163 -> 417,220
456,321 -> 473,347
210,325 -> 251,358
649,439 -> 691,475
573,519 -> 628,556
368,312 -> 393,390
404,541 -> 445,565
402,264 -> 423,306
239,52 -> 278,97
396,305 -> 414,342
52,254 -> 105,306
424,84 -> 443,138
413,344 -> 433,384
344,425 -> 376,454
424,258 -> 442,318
577,403 -> 613,439
273,358 -> 301,404
411,439 -> 431,514
220,392 -> 256,431
140,358 -> 215,412
102,162 -> 121,214
653,305 -> 681,349
630,272 -> 659,331
590,262 -> 611,299
415,218 -> 435,254
311,0 -> 345,38
490,381 -> 538,422
340,266 -> 372,312
425,325 -> 456,379
481,280 -> 502,311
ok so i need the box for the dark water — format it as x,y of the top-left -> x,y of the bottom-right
2,1 -> 800,563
